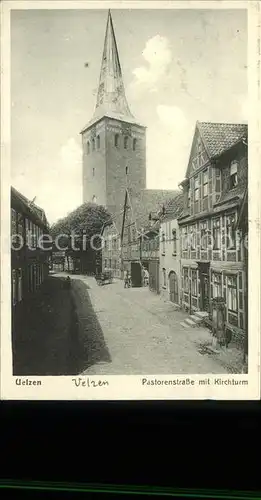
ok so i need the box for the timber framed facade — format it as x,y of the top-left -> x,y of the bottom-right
178,121 -> 248,346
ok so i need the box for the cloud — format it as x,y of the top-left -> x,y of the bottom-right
156,104 -> 187,130
131,35 -> 172,93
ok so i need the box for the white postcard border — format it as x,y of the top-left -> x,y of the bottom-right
1,0 -> 260,401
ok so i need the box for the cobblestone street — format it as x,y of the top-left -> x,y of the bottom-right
69,275 -> 230,375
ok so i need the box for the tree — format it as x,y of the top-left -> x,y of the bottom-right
50,203 -> 111,273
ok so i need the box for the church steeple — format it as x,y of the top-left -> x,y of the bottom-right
92,10 -> 135,124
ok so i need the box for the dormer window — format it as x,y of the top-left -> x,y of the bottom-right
114,134 -> 119,147
230,161 -> 238,189
124,136 -> 128,149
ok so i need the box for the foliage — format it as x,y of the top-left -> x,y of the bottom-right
50,203 -> 111,251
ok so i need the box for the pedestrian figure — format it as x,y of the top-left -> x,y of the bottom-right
65,275 -> 71,289
124,270 -> 130,288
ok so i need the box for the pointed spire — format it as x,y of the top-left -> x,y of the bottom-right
92,10 -> 135,123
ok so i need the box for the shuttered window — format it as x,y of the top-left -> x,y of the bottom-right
183,267 -> 189,292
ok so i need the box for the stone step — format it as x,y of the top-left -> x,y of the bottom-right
180,321 -> 190,328
183,318 -> 197,328
189,314 -> 203,324
194,311 -> 209,320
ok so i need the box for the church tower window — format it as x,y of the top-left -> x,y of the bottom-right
114,134 -> 119,147
97,135 -> 100,149
133,138 -> 137,151
124,136 -> 128,149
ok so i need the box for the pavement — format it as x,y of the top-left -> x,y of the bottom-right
67,274 -> 232,375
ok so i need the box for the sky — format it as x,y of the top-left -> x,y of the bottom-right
11,8 -> 247,224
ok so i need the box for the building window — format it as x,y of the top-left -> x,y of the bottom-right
190,225 -> 196,250
188,186 -> 191,209
162,268 -> 167,287
213,218 -> 221,250
191,270 -> 197,297
133,138 -> 137,151
226,213 -> 236,249
227,275 -> 238,312
200,221 -> 207,249
172,229 -> 177,255
104,240 -> 107,250
124,136 -> 128,149
97,135 -> 100,149
162,232 -> 166,254
109,259 -> 112,269
182,227 -> 188,250
92,167 -> 95,177
203,169 -> 208,197
114,134 -> 119,147
126,166 -> 128,175
213,272 -> 222,298
87,141 -> 90,154
92,195 -> 97,203
183,267 -> 189,293
230,161 -> 238,189
195,176 -> 199,201
104,259 -> 107,269
92,138 -> 95,151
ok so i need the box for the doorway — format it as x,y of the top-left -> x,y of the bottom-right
131,262 -> 142,287
169,271 -> 179,304
198,262 -> 210,312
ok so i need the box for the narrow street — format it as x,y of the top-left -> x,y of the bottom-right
68,275 -> 229,375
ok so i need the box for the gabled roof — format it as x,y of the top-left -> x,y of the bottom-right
11,186 -> 48,228
130,188 -> 180,230
197,121 -> 248,159
160,192 -> 184,221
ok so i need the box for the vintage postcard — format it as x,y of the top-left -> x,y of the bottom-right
1,0 -> 260,400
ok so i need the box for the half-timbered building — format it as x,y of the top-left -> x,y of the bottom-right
178,121 -> 248,346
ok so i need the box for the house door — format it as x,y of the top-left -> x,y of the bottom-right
131,262 -> 142,287
198,262 -> 210,312
169,271 -> 179,304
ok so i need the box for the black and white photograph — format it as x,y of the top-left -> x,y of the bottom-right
1,1 -> 260,399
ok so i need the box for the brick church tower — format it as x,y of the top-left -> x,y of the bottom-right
81,10 -> 146,217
